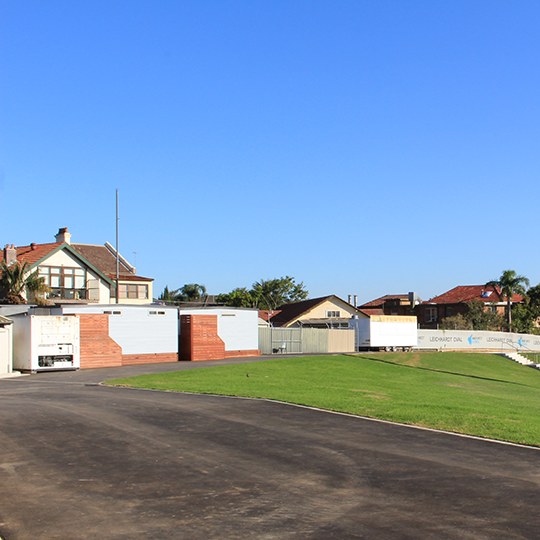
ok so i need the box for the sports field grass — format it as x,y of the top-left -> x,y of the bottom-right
106,352 -> 540,446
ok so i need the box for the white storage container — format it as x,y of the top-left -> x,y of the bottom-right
351,315 -> 417,351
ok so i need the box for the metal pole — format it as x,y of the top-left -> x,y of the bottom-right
116,189 -> 119,304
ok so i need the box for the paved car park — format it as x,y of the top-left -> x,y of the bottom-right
0,358 -> 540,539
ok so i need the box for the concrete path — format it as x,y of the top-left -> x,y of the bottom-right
0,358 -> 539,539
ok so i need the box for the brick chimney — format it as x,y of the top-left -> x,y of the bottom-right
3,244 -> 17,265
55,227 -> 72,244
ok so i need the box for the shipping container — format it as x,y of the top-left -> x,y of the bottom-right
350,315 -> 417,351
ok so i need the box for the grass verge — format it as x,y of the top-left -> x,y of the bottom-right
105,352 -> 540,446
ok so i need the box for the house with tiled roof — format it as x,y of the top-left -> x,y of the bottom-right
268,295 -> 368,328
416,285 -> 524,329
359,293 -> 421,317
1,228 -> 153,304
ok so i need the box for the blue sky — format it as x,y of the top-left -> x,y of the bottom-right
1,1 -> 539,304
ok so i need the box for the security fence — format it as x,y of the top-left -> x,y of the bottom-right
259,327 -> 355,355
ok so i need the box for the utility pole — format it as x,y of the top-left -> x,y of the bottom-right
116,189 -> 119,304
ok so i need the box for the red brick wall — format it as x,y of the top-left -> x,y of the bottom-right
224,350 -> 261,358
179,314 -> 226,361
78,314 -> 123,369
122,353 -> 178,366
179,314 -> 260,361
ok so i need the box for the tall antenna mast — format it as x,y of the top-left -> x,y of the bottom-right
116,189 -> 119,304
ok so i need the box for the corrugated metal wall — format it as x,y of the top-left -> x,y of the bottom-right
259,327 -> 355,355
328,329 -> 355,352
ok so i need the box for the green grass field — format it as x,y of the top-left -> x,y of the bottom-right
105,352 -> 540,446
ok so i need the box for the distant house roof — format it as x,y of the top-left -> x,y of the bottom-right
423,285 -> 524,305
357,307 -> 384,317
258,310 -> 281,322
359,294 -> 415,308
269,295 -> 365,327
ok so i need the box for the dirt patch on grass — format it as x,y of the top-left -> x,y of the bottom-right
399,353 -> 423,367
349,389 -> 388,399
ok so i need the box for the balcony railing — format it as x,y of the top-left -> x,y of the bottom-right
47,288 -> 88,300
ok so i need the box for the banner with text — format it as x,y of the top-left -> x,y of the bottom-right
416,329 -> 540,352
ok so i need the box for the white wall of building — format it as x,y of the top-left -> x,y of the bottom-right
0,323 -> 13,375
179,307 -> 259,351
57,305 -> 178,355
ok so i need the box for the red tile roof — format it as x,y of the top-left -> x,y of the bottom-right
0,242 -> 62,266
72,244 -> 133,275
423,285 -> 524,305
357,307 -> 384,317
360,294 -> 411,308
258,310 -> 281,322
1,241 -> 152,282
107,274 -> 153,282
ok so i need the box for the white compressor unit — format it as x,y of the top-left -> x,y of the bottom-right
12,314 -> 80,372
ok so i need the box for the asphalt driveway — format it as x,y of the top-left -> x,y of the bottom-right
0,358 -> 539,539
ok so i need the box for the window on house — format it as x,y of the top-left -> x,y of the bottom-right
38,266 -> 87,299
148,310 -> 166,316
425,307 -> 437,322
326,310 -> 341,318
445,307 -> 452,318
103,310 -> 122,316
119,284 -> 148,299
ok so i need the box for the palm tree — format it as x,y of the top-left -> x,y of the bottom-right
0,261 -> 50,304
485,270 -> 530,331
179,283 -> 207,302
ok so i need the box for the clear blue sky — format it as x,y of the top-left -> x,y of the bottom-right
2,1 -> 539,304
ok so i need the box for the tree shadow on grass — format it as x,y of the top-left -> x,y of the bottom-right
359,355 -> 538,389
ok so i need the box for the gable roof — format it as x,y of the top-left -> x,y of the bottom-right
1,242 -> 115,286
2,236 -> 152,284
1,242 -> 62,267
269,295 -> 365,327
423,285 -> 524,305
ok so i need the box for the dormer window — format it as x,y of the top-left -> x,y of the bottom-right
481,291 -> 493,298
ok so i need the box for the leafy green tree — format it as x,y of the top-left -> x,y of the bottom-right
158,283 -> 207,304
440,313 -> 471,330
510,304 -> 538,335
216,287 -> 254,308
0,261 -> 50,304
508,283 -> 540,334
485,270 -> 530,331
465,299 -> 504,331
217,276 -> 308,310
158,285 -> 172,302
526,284 -> 540,312
251,276 -> 308,310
